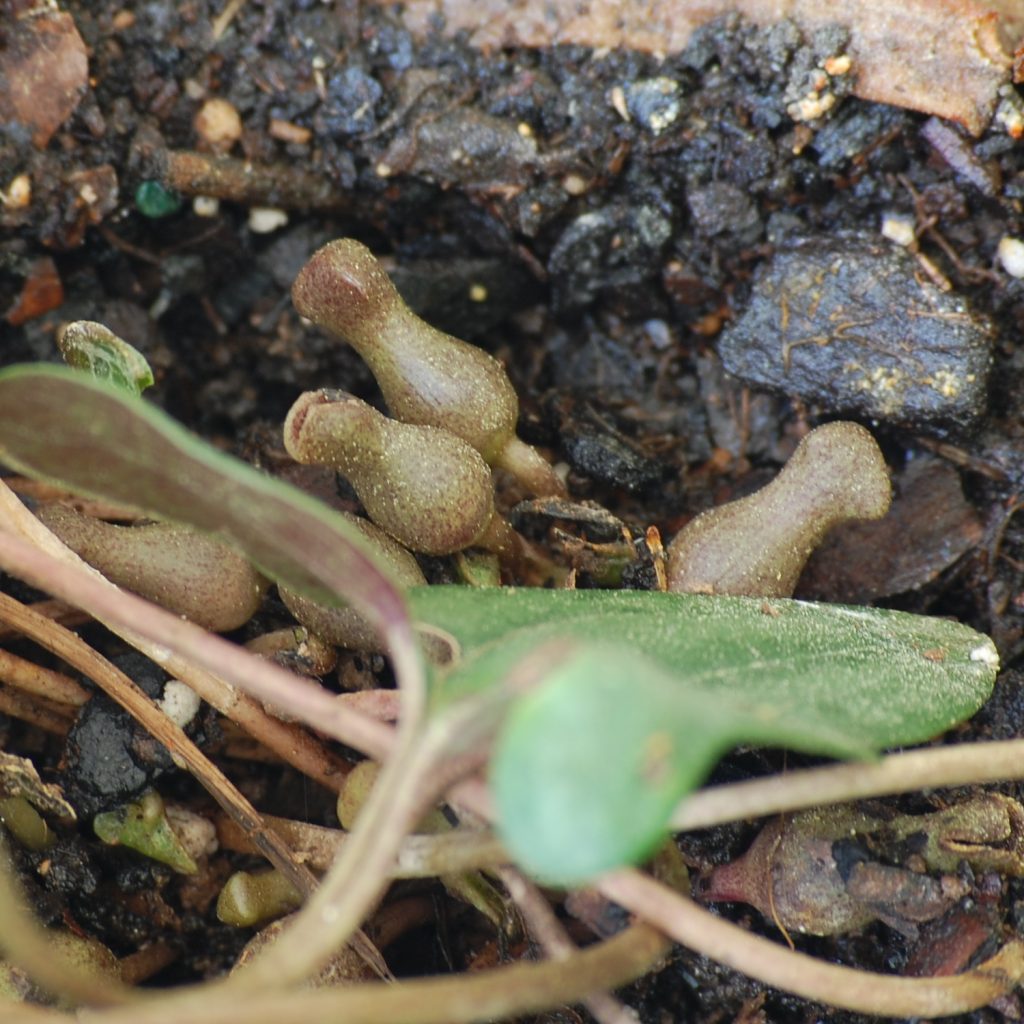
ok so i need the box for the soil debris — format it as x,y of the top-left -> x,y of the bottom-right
391,0 -> 1024,134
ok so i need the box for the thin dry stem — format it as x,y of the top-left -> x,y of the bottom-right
216,811 -> 506,877
671,738 -> 1024,830
499,866 -> 641,1024
0,590 -> 318,900
0,685 -> 74,734
0,647 -> 90,706
600,868 -> 1024,1017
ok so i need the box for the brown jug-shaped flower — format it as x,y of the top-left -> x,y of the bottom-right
278,511 -> 426,652
667,421 -> 891,597
291,238 -> 565,498
284,389 -> 518,558
35,504 -> 268,631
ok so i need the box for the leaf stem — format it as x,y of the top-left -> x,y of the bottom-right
599,868 -> 1024,1017
672,739 -> 1024,830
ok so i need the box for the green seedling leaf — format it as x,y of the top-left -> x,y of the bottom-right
0,365 -> 419,684
411,586 -> 999,883
57,321 -> 155,396
94,791 -> 197,874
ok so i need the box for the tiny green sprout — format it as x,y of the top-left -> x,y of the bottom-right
667,421 -> 891,597
216,869 -> 303,927
291,238 -> 566,498
284,389 -> 520,558
0,795 -> 54,852
93,790 -> 198,874
35,504 -> 269,632
57,321 -> 155,396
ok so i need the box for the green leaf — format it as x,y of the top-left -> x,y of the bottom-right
0,365 -> 420,681
411,586 -> 998,883
57,321 -> 155,396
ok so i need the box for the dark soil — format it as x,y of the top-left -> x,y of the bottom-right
4,2 -> 1024,1022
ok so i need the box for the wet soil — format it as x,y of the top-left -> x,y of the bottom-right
4,2 -> 1024,1021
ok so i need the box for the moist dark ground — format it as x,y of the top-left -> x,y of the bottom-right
4,3 -> 1024,1022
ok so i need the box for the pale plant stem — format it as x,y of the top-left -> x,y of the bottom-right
76,922 -> 667,1024
215,811 -> 506,877
232,731 -> 444,989
671,739 -> 1024,830
0,647 -> 90,706
599,868 -> 1024,1018
499,866 -> 641,1024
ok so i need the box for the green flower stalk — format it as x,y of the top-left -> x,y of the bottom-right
291,238 -> 566,498
667,421 -> 891,598
284,389 -> 520,558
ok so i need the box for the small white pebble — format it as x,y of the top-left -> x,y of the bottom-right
468,283 -> 488,302
165,804 -> 218,860
248,206 -> 288,233
881,214 -> 916,248
192,195 -> 220,217
561,173 -> 589,196
194,97 -> 242,153
998,236 -> 1024,278
609,85 -> 630,122
1,173 -> 31,209
823,54 -> 852,76
158,679 -> 202,728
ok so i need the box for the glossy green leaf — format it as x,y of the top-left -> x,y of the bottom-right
57,321 -> 155,396
411,586 -> 999,883
0,365 -> 420,686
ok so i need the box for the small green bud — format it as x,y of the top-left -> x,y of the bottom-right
291,238 -> 565,497
134,181 -> 182,218
283,390 -> 519,558
667,421 -> 891,597
0,796 -> 54,852
217,869 -> 303,927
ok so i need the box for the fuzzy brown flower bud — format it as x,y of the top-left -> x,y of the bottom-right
291,238 -> 565,497
283,389 -> 518,558
667,421 -> 891,597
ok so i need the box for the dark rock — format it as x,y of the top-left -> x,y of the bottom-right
717,236 -> 993,432
315,67 -> 383,137
623,77 -> 682,134
62,653 -> 177,818
561,420 -> 663,491
549,203 -> 672,313
687,182 -> 759,239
